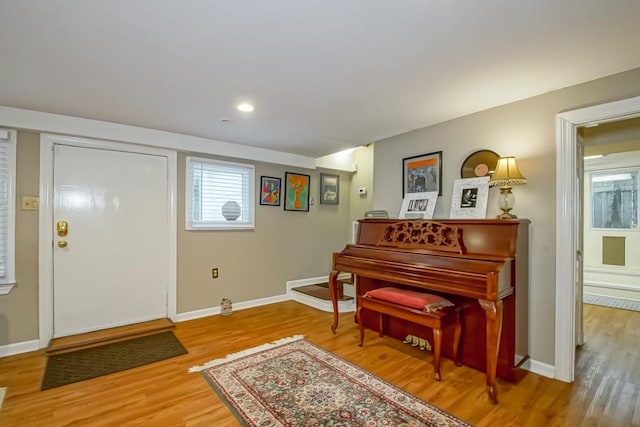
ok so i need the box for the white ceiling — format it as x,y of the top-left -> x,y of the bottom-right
1,1 -> 640,158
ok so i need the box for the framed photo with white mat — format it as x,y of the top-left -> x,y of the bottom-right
449,177 -> 489,219
399,191 -> 438,219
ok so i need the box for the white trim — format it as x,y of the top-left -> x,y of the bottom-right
584,280 -> 640,292
176,293 -> 290,322
521,358 -> 555,379
555,95 -> 640,383
0,129 -> 16,287
0,339 -> 39,357
285,274 -> 352,292
584,267 -> 640,278
287,275 -> 355,313
0,105 -> 317,169
0,283 -> 15,295
38,134 -> 178,348
290,290 -> 355,313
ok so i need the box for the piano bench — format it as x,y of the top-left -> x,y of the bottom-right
356,289 -> 462,381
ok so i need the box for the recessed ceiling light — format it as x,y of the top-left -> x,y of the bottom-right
237,103 -> 255,112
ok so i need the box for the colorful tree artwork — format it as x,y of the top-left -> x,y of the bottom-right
284,172 -> 310,211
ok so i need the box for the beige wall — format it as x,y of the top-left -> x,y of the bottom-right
372,67 -> 640,366
349,145 -> 374,224
0,135 -> 355,345
177,152 -> 354,313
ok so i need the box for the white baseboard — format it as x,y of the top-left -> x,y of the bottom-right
177,293 -> 289,322
0,339 -> 39,358
521,358 -> 555,379
290,289 -> 355,313
287,274 -> 355,313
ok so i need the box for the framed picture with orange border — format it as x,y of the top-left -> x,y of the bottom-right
402,151 -> 442,196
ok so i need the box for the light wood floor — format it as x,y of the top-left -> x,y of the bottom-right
0,301 -> 637,426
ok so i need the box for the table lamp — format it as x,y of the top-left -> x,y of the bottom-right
488,156 -> 527,219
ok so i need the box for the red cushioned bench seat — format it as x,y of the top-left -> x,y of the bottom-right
357,286 -> 462,381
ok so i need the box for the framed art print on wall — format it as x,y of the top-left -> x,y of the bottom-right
449,177 -> 490,219
320,173 -> 339,205
284,172 -> 310,211
403,151 -> 442,196
259,176 -> 281,206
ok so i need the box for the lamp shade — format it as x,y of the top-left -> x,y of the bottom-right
489,156 -> 527,187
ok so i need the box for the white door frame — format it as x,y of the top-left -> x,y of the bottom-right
555,95 -> 640,382
38,134 -> 177,348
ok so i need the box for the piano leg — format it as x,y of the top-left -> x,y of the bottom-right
479,299 -> 504,405
329,269 -> 340,333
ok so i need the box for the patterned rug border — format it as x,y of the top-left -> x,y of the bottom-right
191,336 -> 472,427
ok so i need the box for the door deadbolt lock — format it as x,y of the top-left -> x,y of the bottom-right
57,240 -> 68,248
56,220 -> 68,237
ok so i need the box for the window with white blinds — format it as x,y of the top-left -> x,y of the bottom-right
186,156 -> 255,230
0,129 -> 16,289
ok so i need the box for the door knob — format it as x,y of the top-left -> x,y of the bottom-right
57,240 -> 68,248
56,220 -> 68,237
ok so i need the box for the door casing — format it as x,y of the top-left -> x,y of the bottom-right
39,134 -> 177,348
555,95 -> 640,382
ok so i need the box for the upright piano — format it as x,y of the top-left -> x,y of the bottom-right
328,218 -> 529,404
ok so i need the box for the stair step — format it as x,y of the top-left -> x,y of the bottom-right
46,318 -> 175,355
293,283 -> 353,302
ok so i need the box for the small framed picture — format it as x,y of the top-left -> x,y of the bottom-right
259,176 -> 281,206
399,191 -> 438,219
403,151 -> 443,196
284,172 -> 311,212
449,177 -> 490,219
320,173 -> 339,205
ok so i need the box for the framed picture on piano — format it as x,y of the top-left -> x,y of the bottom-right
399,191 -> 438,219
449,177 -> 490,219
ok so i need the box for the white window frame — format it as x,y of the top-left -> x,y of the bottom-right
589,168 -> 639,231
0,128 -> 16,295
185,156 -> 255,230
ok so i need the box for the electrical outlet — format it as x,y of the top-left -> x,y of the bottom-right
211,268 -> 219,279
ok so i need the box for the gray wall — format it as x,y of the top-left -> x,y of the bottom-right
372,67 -> 640,366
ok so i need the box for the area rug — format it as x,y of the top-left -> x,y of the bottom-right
42,331 -> 187,390
190,335 -> 471,426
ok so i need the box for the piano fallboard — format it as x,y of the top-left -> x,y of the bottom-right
333,244 -> 512,300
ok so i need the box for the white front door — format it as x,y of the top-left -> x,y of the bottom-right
52,143 -> 171,337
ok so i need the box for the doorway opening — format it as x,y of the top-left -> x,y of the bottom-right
555,95 -> 640,382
